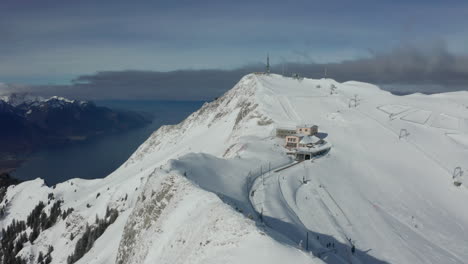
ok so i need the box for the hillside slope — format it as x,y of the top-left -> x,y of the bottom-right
1,74 -> 467,264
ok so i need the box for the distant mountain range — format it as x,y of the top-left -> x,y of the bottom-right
0,93 -> 151,164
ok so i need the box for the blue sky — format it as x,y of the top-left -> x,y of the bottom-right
1,0 -> 467,85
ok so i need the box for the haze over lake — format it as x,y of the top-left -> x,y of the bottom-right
12,100 -> 204,185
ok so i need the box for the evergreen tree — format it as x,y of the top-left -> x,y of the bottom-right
45,255 -> 52,264
40,211 -> 48,230
14,239 -> 23,254
47,245 -> 54,254
67,208 -> 119,264
29,227 -> 39,243
37,251 -> 44,263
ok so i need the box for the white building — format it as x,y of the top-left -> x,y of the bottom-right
279,124 -> 331,160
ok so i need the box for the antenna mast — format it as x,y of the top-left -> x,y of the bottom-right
266,53 -> 270,74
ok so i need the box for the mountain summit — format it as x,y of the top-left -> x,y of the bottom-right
1,74 -> 468,264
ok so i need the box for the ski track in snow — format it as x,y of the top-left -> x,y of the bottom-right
248,76 -> 468,263
370,201 -> 464,264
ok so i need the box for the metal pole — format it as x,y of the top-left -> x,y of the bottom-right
247,172 -> 250,195
260,206 -> 264,223
268,162 -> 271,179
261,165 -> 264,186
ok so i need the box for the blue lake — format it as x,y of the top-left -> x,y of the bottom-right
12,100 -> 204,185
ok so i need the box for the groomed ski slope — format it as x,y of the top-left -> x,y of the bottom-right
249,74 -> 468,263
1,73 -> 468,264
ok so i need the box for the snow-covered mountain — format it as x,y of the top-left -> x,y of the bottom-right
0,94 -> 44,107
1,74 -> 468,264
0,94 -> 150,164
0,93 -> 88,109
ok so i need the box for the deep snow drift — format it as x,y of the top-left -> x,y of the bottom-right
1,73 -> 468,264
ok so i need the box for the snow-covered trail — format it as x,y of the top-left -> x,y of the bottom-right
250,158 -> 359,264
368,201 -> 465,264
252,155 -> 466,264
278,95 -> 302,122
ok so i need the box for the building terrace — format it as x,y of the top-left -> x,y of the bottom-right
276,125 -> 331,161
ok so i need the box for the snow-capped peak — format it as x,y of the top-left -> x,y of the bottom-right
0,93 -> 88,108
0,93 -> 45,107
45,96 -> 75,104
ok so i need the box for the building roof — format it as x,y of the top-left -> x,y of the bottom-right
295,141 -> 332,154
299,135 -> 322,144
296,124 -> 318,129
276,127 -> 296,131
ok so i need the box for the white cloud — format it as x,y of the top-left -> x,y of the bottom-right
0,82 -> 33,96
0,83 -> 10,95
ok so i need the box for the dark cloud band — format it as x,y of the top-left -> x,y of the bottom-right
2,46 -> 468,100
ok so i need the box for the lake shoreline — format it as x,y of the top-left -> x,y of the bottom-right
0,119 -> 153,175
8,100 -> 204,185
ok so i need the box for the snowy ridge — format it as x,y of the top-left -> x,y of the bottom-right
0,93 -> 45,107
2,73 -> 468,264
0,93 -> 85,107
125,74 -> 272,167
